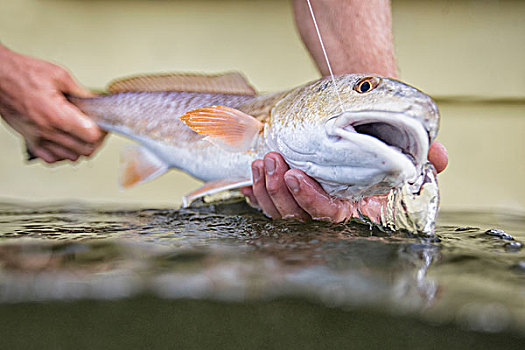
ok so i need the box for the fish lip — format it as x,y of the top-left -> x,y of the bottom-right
325,110 -> 429,171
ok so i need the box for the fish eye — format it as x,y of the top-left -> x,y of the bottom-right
354,77 -> 380,93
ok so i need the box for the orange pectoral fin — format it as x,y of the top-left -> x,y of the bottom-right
180,106 -> 264,152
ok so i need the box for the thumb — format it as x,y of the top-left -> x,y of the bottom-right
428,141 -> 448,173
57,69 -> 95,98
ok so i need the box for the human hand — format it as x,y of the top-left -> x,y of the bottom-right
241,143 -> 448,222
0,46 -> 105,163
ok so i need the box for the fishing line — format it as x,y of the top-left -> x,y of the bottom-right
306,0 -> 344,113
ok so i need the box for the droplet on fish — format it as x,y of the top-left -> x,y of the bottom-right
485,229 -> 514,241
504,241 -> 523,252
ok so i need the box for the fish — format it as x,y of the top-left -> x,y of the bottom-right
69,72 -> 440,235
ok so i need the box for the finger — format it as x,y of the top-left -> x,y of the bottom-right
41,141 -> 79,161
251,159 -> 281,219
263,153 -> 309,221
284,169 -> 352,222
40,128 -> 97,157
31,146 -> 58,164
240,187 -> 260,209
52,97 -> 103,144
56,68 -> 95,98
428,141 -> 448,173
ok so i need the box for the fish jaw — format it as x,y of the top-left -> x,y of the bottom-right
325,110 -> 429,173
270,109 -> 430,199
323,110 -> 429,197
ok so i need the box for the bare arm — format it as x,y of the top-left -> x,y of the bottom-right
0,44 -> 105,163
292,0 -> 397,77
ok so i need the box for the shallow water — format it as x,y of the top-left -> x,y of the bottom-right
0,199 -> 524,337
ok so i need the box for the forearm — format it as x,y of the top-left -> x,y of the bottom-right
292,0 -> 397,78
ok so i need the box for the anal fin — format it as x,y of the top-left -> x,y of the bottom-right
182,178 -> 252,208
120,145 -> 168,188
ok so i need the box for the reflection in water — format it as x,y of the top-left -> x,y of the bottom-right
0,200 -> 523,334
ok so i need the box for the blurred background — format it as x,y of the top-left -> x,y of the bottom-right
0,0 -> 524,212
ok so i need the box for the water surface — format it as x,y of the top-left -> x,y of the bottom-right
0,199 -> 523,338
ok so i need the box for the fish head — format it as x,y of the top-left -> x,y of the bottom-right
267,74 -> 440,198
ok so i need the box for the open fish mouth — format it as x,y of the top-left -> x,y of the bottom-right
351,120 -> 421,165
326,110 -> 429,170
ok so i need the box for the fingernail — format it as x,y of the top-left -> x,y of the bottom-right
285,175 -> 300,193
264,157 -> 275,175
252,165 -> 261,182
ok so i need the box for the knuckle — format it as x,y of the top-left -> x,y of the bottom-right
36,106 -> 59,125
27,107 -> 46,127
31,128 -> 44,140
46,113 -> 60,126
297,193 -> 315,208
266,183 -> 281,197
54,66 -> 69,80
251,183 -> 264,197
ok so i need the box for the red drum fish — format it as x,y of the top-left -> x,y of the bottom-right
70,72 -> 440,234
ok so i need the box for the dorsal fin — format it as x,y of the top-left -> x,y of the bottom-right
107,72 -> 257,95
